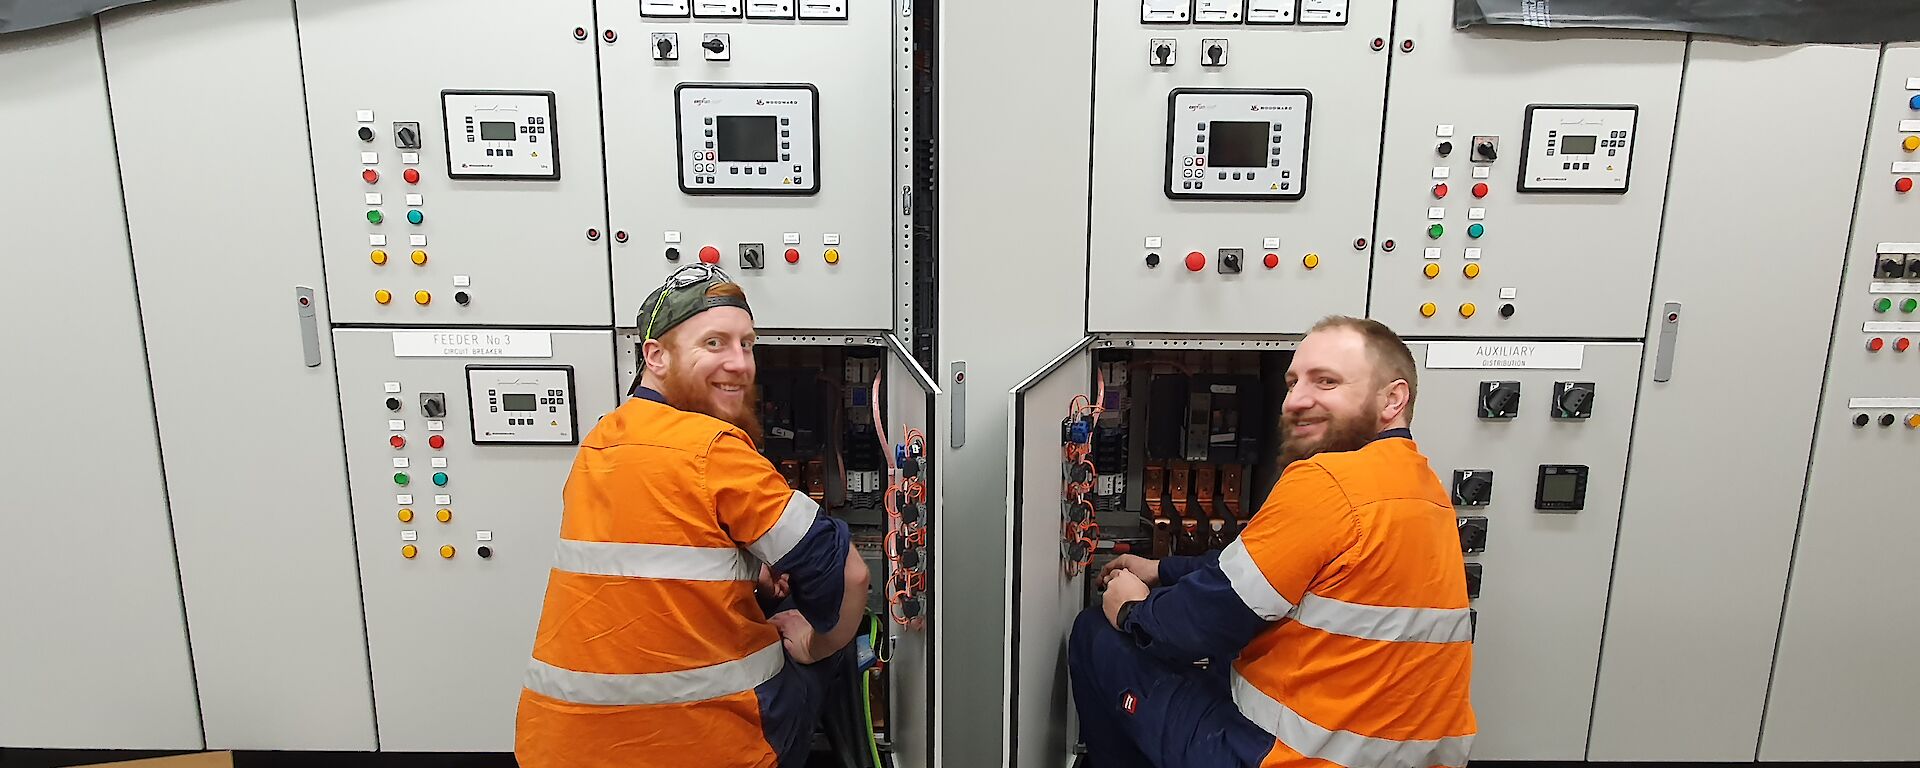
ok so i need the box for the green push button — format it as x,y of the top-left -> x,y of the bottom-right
407,210 -> 424,225
1467,223 -> 1485,239
393,472 -> 410,486
1877,297 -> 1894,312
367,210 -> 383,225
1428,224 -> 1445,239
433,472 -> 448,487
1904,298 -> 1917,313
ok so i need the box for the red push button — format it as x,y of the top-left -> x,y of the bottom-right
699,246 -> 720,264
1263,253 -> 1279,269
1185,252 -> 1205,271
429,435 -> 446,449
1869,337 -> 1886,351
404,169 -> 420,184
785,248 -> 800,264
1432,183 -> 1449,199
362,169 -> 380,184
1472,183 -> 1489,198
1900,178 -> 1915,194
390,435 -> 406,449
1900,338 -> 1912,352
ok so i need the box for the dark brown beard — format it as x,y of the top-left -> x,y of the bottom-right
1276,397 -> 1381,472
659,363 -> 764,447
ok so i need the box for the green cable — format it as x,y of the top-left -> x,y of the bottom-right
863,616 -> 883,768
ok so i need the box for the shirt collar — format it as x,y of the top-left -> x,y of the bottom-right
1374,427 -> 1413,442
630,383 -> 670,405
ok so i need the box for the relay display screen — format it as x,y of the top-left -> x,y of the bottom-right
717,116 -> 780,163
1561,135 -> 1598,155
1206,121 -> 1270,168
1541,473 -> 1578,502
501,393 -> 537,412
479,121 -> 516,141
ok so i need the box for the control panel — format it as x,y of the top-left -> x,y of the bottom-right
1088,0 -> 1385,334
676,84 -> 819,194
466,366 -> 578,444
1763,45 -> 1920,760
333,328 -> 616,751
442,90 -> 560,180
1412,341 -> 1640,760
1370,0 -> 1682,338
297,0 -> 610,326
1165,89 -> 1309,199
603,0 -> 900,331
1517,105 -> 1638,193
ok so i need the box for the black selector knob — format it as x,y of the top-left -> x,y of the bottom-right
1479,381 -> 1521,419
1155,44 -> 1171,64
1145,252 -> 1161,268
657,37 -> 674,59
1882,413 -> 1897,427
358,126 -> 375,142
1207,44 -> 1224,64
703,37 -> 726,53
1553,382 -> 1595,419
394,125 -> 420,149
1465,563 -> 1483,599
1458,516 -> 1489,553
420,394 -> 447,419
1452,470 -> 1493,507
1437,141 -> 1453,157
1476,141 -> 1498,161
1879,258 -> 1906,279
1905,258 -> 1920,279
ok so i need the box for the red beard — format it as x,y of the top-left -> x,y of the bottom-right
1276,397 -> 1381,472
658,362 -> 765,447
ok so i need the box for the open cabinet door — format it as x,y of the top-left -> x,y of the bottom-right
1003,338 -> 1097,768
884,334 -> 942,768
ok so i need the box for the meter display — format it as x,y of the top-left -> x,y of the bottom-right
441,90 -> 560,180
1166,89 -> 1311,200
465,365 -> 579,445
676,83 -> 820,195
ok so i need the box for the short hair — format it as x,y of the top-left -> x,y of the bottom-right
1309,315 -> 1418,422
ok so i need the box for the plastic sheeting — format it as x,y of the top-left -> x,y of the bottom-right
1455,0 -> 1920,44
0,0 -> 158,34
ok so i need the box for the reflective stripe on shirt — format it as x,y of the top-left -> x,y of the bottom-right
524,640 -> 785,706
747,490 -> 820,566
551,538 -> 758,582
1231,670 -> 1473,768
1219,539 -> 1296,620
1292,593 -> 1474,644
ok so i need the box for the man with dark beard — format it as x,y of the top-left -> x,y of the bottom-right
515,264 -> 871,768
1068,316 -> 1475,768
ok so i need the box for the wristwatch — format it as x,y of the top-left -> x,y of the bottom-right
1115,599 -> 1143,628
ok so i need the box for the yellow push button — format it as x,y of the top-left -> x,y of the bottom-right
1423,263 -> 1440,279
371,249 -> 388,265
415,290 -> 431,305
375,289 -> 392,304
1464,263 -> 1482,279
1460,302 -> 1477,318
436,508 -> 452,523
402,545 -> 418,559
411,250 -> 428,265
1906,136 -> 1920,152
1907,414 -> 1919,429
398,508 -> 414,523
1420,302 -> 1437,318
440,545 -> 456,559
1303,253 -> 1320,269
824,248 -> 840,264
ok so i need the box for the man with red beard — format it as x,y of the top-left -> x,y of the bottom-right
1069,316 -> 1475,768
515,264 -> 871,768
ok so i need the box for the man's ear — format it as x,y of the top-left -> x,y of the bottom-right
642,337 -> 670,376
1381,378 -> 1411,422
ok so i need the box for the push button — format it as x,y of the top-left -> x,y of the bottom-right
1420,302 -> 1437,318
411,250 -> 428,266
398,509 -> 414,523
437,508 -> 452,523
371,250 -> 388,265
402,545 -> 418,559
1302,253 -> 1319,269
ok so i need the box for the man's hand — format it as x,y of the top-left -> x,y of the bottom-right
768,610 -> 823,664
755,564 -> 790,601
1098,554 -> 1160,590
1103,569 -> 1149,629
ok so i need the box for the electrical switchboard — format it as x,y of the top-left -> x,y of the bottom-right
1371,3 -> 1683,338
1761,42 -> 1920,763
1086,0 -> 1385,334
295,0 -> 610,326
602,0 -> 904,330
334,329 -> 617,751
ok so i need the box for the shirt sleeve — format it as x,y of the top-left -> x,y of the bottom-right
1120,462 -> 1357,664
708,431 -> 850,631
1156,549 -> 1220,585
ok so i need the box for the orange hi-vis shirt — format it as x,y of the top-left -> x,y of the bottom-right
1229,432 -> 1475,768
514,393 -> 827,768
